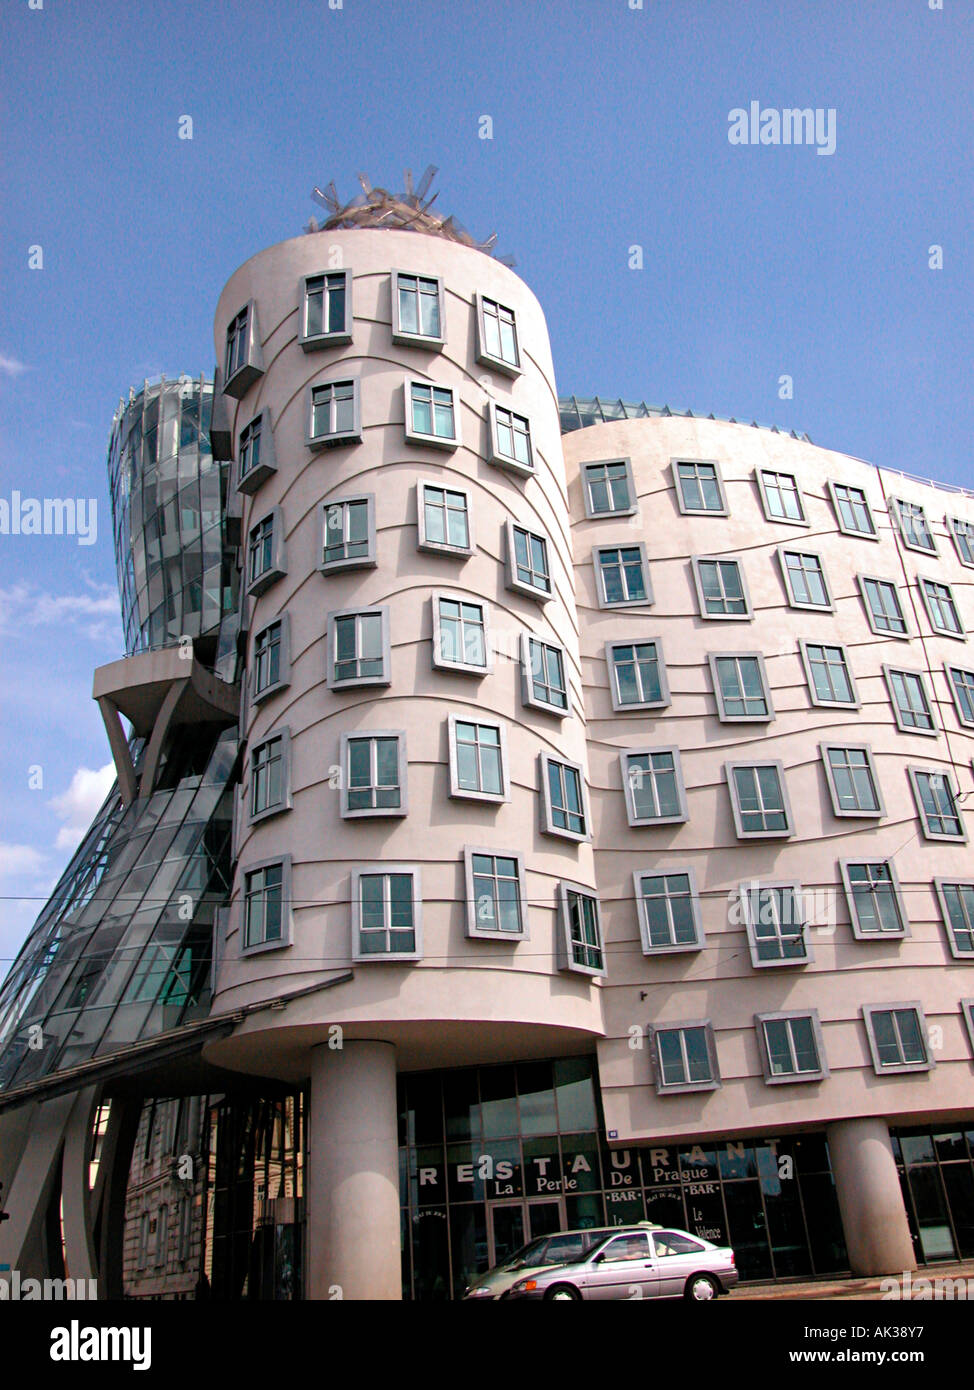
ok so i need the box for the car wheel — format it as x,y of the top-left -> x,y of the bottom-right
544,1284 -> 582,1302
685,1273 -> 720,1301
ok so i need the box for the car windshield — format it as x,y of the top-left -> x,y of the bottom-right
503,1238 -> 548,1270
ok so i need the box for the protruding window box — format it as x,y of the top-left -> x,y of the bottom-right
351,867 -> 423,963
505,521 -> 552,602
464,848 -> 527,940
340,731 -> 407,818
432,593 -> 490,676
404,378 -> 460,451
299,270 -> 353,350
417,480 -> 474,556
241,856 -> 292,956
224,301 -> 264,399
326,607 -> 391,690
236,410 -> 277,495
252,615 -> 290,705
487,402 -> 534,476
308,380 -> 362,449
521,634 -> 570,717
247,508 -> 286,597
392,271 -> 446,348
319,495 -> 376,573
557,882 -> 605,977
475,293 -> 522,378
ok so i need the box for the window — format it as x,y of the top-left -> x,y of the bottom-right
947,516 -> 974,568
505,522 -> 551,600
320,496 -> 376,572
247,509 -> 286,596
326,607 -> 390,689
726,762 -> 793,838
908,767 -> 966,841
963,1001 -> 974,1058
432,594 -> 489,674
223,301 -> 263,398
756,1013 -> 827,1083
757,469 -> 806,524
858,575 -> 909,637
540,754 -> 590,841
820,744 -> 884,818
605,640 -> 669,712
488,403 -> 533,474
340,731 -> 406,817
448,715 -> 508,801
621,748 -> 688,826
582,459 -> 637,518
935,881 -> 974,958
799,641 -> 858,707
178,1196 -> 193,1264
557,882 -> 604,976
634,870 -> 703,953
709,654 -> 772,721
594,544 -> 651,607
476,294 -> 520,374
252,616 -> 289,703
236,411 -> 276,494
674,460 -> 727,515
352,868 -> 422,961
862,1003 -> 932,1073
392,271 -> 444,345
920,578 -> 965,639
778,547 -> 832,609
740,882 -> 810,966
840,861 -> 906,938
417,482 -> 472,555
250,730 -> 290,822
464,849 -> 526,939
651,1023 -> 719,1093
308,379 -> 361,447
242,858 -> 290,954
691,557 -> 751,619
300,270 -> 352,348
405,379 -> 459,449
155,1204 -> 168,1268
828,480 -> 877,538
892,499 -> 936,554
884,667 -> 936,734
946,665 -> 974,727
522,635 -> 569,715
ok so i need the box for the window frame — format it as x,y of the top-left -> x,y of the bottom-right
827,479 -> 878,539
857,573 -> 911,639
907,765 -> 967,842
672,458 -> 728,516
890,498 -> 937,556
945,664 -> 974,729
756,468 -> 807,526
240,854 -> 292,957
739,880 -> 812,968
416,479 -> 474,557
431,591 -> 492,676
249,727 -> 292,824
820,742 -> 885,819
919,576 -> 966,641
777,545 -> 833,611
883,665 -> 938,736
475,292 -> 522,377
581,458 -> 637,519
556,880 -> 606,978
391,270 -> 446,348
487,401 -> 535,476
298,269 -> 353,350
252,614 -> 291,705
463,846 -> 528,941
755,1011 -> 828,1084
223,300 -> 264,399
946,515 -> 974,569
326,606 -> 391,690
620,746 -> 689,827
307,378 -> 362,449
839,859 -> 909,940
604,638 -> 670,713
725,761 -> 794,840
633,867 -> 705,955
690,555 -> 752,621
246,507 -> 287,597
963,1000 -> 974,1058
708,652 -> 774,723
799,639 -> 860,708
521,633 -> 570,717
861,1002 -> 933,1075
593,543 -> 652,609
339,730 -> 408,819
319,494 -> 377,574
505,519 -> 552,602
351,866 -> 423,963
404,376 -> 461,451
649,1020 -> 721,1095
539,753 -> 591,843
447,713 -> 510,803
236,409 -> 277,495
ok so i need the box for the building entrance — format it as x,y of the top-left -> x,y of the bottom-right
487,1197 -> 563,1265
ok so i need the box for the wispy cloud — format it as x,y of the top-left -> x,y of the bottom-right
0,353 -> 27,377
0,582 -> 119,643
49,763 -> 115,852
0,842 -> 47,879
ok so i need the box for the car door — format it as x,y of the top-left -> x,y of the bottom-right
584,1232 -> 659,1300
651,1230 -> 711,1297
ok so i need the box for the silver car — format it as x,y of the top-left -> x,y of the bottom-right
462,1225 -> 647,1300
505,1226 -> 738,1301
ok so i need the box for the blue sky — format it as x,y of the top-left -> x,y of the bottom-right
0,0 -> 970,970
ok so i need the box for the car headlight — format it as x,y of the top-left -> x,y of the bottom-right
511,1278 -> 538,1293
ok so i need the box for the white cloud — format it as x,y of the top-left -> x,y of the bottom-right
0,353 -> 27,377
49,763 -> 116,852
0,582 -> 119,643
0,842 -> 47,879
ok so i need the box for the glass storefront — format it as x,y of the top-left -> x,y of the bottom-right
397,1055 -> 848,1298
893,1126 -> 974,1264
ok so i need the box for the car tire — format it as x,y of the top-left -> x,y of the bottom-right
544,1284 -> 582,1302
684,1273 -> 720,1301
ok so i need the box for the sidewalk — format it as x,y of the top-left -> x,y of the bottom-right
730,1260 -> 974,1300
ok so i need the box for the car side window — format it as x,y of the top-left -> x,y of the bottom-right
653,1231 -> 706,1257
542,1235 -> 586,1264
601,1233 -> 651,1262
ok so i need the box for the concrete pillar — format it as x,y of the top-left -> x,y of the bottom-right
60,1087 -> 99,1285
827,1117 -> 916,1276
307,1040 -> 401,1301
